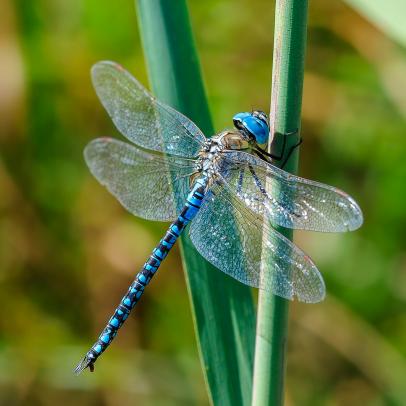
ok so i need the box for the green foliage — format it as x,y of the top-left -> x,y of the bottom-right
136,1 -> 254,405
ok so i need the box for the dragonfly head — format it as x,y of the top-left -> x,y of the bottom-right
233,111 -> 269,145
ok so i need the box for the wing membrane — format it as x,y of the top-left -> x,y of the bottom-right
189,178 -> 325,303
220,151 -> 363,232
91,61 -> 206,158
84,138 -> 195,221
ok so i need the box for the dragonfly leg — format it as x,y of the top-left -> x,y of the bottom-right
280,137 -> 303,170
247,163 -> 302,219
236,167 -> 245,195
254,128 -> 301,164
248,164 -> 268,197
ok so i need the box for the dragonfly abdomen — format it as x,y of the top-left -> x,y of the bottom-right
74,177 -> 207,374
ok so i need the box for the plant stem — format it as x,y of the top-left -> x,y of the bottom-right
252,1 -> 309,405
136,2 -> 255,405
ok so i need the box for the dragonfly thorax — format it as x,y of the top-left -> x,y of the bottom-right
195,130 -> 249,181
191,130 -> 251,191
214,130 -> 251,151
195,138 -> 224,179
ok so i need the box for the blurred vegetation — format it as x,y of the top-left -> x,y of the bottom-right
0,0 -> 405,405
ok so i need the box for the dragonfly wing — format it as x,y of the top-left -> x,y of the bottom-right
84,138 -> 195,222
189,178 -> 325,303
91,61 -> 206,158
220,151 -> 363,232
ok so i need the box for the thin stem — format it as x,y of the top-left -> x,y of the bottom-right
252,1 -> 309,405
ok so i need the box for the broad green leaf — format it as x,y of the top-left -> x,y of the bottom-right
136,1 -> 255,405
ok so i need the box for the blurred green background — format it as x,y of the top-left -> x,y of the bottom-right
1,0 -> 406,405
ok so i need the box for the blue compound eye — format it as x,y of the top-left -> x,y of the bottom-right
233,111 -> 270,144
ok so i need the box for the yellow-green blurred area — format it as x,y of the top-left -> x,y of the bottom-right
1,0 -> 406,405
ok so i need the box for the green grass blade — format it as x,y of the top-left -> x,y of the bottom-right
252,1 -> 308,405
136,1 -> 255,405
344,0 -> 406,48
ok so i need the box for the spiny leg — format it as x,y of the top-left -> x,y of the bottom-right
280,137 -> 302,169
247,163 -> 302,220
254,128 -> 302,168
237,167 -> 246,195
248,164 -> 268,198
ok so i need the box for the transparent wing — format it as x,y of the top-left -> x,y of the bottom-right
220,151 -> 363,232
189,178 -> 325,303
91,61 -> 206,158
84,138 -> 195,222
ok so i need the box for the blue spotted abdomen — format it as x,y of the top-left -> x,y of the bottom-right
75,177 -> 207,373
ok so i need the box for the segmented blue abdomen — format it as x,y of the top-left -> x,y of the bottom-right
75,177 -> 207,374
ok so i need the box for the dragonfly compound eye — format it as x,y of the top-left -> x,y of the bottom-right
233,111 -> 270,145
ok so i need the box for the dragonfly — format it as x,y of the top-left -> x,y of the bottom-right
74,61 -> 363,374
